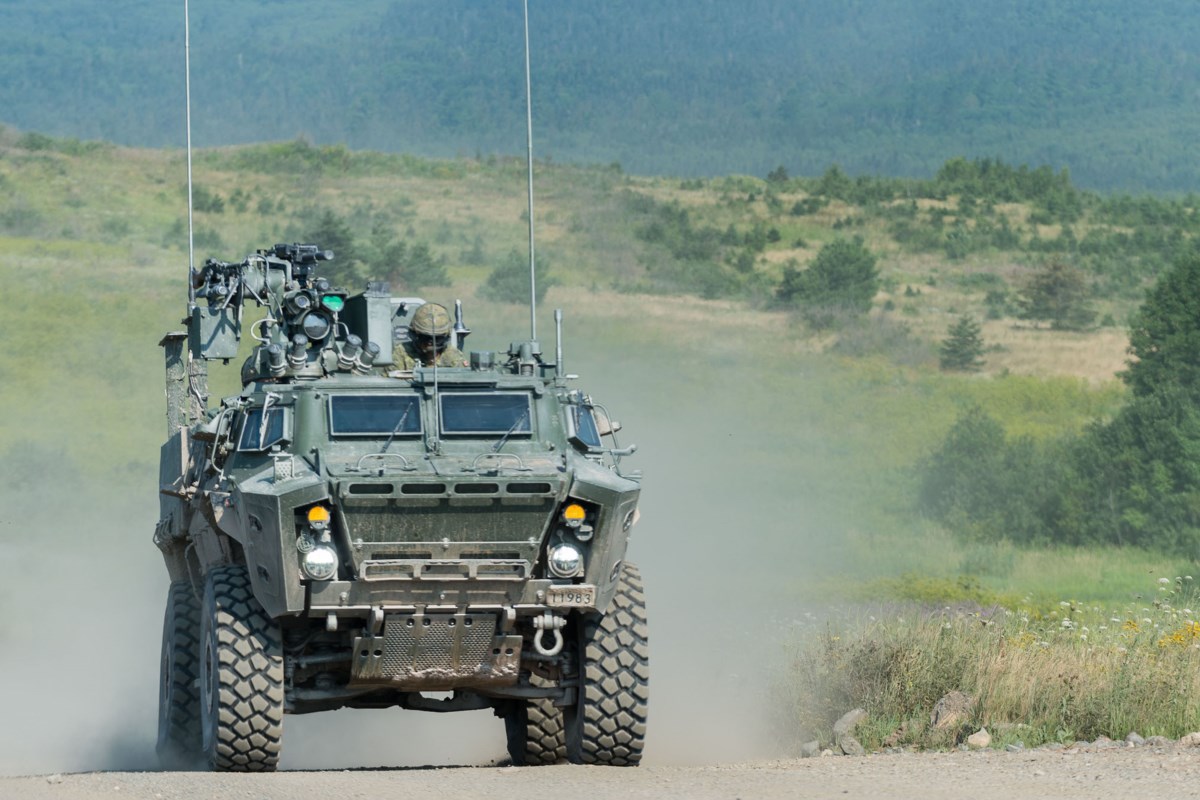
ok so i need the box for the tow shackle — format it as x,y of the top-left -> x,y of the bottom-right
532,611 -> 566,656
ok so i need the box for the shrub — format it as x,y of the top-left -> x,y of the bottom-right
479,248 -> 557,304
778,590 -> 1200,752
776,237 -> 879,315
918,407 -> 1056,544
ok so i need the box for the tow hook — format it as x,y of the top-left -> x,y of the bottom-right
532,611 -> 566,656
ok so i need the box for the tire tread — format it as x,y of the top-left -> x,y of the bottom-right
202,565 -> 284,772
569,562 -> 649,766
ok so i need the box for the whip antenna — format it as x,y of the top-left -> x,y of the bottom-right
523,0 -> 537,341
184,0 -> 196,310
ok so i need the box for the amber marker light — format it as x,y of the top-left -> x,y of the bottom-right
562,503 -> 586,527
308,506 -> 331,527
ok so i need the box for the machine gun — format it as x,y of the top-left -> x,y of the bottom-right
266,243 -> 333,287
186,243 -> 385,378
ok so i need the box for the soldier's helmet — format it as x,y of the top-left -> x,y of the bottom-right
409,303 -> 453,338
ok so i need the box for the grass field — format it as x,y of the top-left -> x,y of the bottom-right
0,133 -> 1193,757
0,132 -> 1151,582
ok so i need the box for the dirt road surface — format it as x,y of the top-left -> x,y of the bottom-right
6,746 -> 1200,800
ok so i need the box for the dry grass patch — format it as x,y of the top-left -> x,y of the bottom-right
780,576 -> 1200,752
981,323 -> 1127,384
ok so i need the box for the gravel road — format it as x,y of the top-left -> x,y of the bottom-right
6,744 -> 1200,800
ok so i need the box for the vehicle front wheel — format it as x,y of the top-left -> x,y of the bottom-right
200,565 -> 284,772
504,675 -> 567,765
156,580 -> 202,769
566,562 -> 649,766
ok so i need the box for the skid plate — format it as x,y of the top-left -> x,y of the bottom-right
349,611 -> 521,689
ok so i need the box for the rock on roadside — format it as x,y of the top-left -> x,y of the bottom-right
930,691 -> 975,730
833,708 -> 869,757
966,729 -> 992,750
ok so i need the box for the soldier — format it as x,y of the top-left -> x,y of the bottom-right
391,302 -> 467,370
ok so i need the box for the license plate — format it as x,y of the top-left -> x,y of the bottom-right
546,584 -> 596,608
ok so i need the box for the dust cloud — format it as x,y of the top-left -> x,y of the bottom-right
0,323 -> 843,775
0,492 -> 165,775
580,345 -> 833,765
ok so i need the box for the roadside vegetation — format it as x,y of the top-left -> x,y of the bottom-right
779,574 -> 1200,752
6,129 -> 1200,752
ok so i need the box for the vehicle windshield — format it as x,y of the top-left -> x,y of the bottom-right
440,393 -> 532,435
238,407 -> 286,451
330,395 -> 422,436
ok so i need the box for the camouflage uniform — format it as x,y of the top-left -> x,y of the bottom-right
389,302 -> 466,373
391,341 -> 467,370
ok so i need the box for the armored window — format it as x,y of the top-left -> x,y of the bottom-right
237,407 -> 288,452
329,395 -> 422,437
565,403 -> 602,450
440,392 -> 532,435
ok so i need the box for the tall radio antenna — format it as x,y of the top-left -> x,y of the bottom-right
184,0 -> 197,310
523,0 -> 537,341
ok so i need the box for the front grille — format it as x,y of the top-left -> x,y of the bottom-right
339,498 -> 556,544
360,558 -> 530,581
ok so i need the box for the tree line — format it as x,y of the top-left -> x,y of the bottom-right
920,246 -> 1200,554
7,1 -> 1200,189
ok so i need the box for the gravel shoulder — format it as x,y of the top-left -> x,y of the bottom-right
7,745 -> 1200,800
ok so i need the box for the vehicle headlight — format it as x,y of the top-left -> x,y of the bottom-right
547,543 -> 583,578
301,545 -> 338,581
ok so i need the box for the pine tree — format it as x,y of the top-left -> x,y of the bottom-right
939,315 -> 986,372
1016,260 -> 1094,330
775,237 -> 878,313
479,248 -> 556,304
1124,247 -> 1200,399
307,209 -> 364,288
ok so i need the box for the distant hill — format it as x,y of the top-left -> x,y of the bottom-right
4,0 -> 1200,190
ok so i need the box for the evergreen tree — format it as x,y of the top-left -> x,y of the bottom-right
775,237 -> 879,314
479,248 -> 556,305
1062,385 -> 1200,550
398,242 -> 450,287
939,315 -> 986,371
1043,248 -> 1200,552
307,209 -> 364,288
1016,260 -> 1094,330
816,165 -> 852,200
918,406 -> 1053,543
365,223 -> 451,289
1124,246 -> 1200,399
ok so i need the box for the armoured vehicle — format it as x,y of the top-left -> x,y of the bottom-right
154,243 -> 648,771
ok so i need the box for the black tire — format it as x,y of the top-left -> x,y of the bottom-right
156,581 -> 202,769
200,565 -> 284,772
504,677 -> 567,765
566,562 -> 649,766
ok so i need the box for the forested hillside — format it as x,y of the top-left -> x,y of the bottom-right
4,1 -> 1200,190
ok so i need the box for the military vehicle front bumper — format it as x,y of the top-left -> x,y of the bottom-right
306,577 -> 596,615
301,578 -> 593,692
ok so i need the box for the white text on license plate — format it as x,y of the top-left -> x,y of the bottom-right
547,585 -> 596,607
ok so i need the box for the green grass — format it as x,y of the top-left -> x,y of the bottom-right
777,573 -> 1200,752
0,142 -> 1137,564
6,135 -> 1200,750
